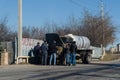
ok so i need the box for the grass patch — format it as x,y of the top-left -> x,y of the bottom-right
100,53 -> 120,61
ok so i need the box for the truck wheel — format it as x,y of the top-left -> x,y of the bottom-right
82,53 -> 92,64
81,57 -> 86,64
81,54 -> 86,64
85,54 -> 92,64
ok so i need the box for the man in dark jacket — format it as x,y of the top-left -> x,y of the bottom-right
49,40 -> 57,65
70,41 -> 77,66
41,41 -> 48,65
33,42 -> 41,64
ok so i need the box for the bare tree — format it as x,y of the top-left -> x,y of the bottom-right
22,26 -> 31,38
22,26 -> 44,40
0,17 -> 17,41
55,12 -> 115,47
81,11 -> 115,47
20,11 -> 115,48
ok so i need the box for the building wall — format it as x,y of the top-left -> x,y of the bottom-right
117,43 -> 120,52
109,47 -> 117,53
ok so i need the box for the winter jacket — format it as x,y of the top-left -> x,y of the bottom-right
41,42 -> 48,54
49,43 -> 57,54
70,43 -> 77,53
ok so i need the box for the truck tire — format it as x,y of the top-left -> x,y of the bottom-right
81,57 -> 86,64
85,53 -> 92,64
81,53 -> 86,64
81,53 -> 92,64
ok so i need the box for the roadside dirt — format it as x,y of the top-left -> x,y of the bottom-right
100,53 -> 120,61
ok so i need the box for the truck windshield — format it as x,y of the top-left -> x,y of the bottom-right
61,37 -> 73,43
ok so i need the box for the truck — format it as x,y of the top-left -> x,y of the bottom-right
45,33 -> 93,64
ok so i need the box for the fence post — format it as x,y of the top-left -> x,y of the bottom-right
15,37 -> 18,64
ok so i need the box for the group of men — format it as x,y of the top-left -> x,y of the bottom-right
64,41 -> 77,66
33,40 -> 77,66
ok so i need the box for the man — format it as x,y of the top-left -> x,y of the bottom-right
49,40 -> 57,65
70,41 -> 77,66
33,42 -> 41,64
41,41 -> 48,65
64,43 -> 70,66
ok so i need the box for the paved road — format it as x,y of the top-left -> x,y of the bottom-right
0,60 -> 120,80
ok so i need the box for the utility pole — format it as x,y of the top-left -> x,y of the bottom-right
100,0 -> 104,21
100,0 -> 104,46
100,0 -> 105,58
18,0 -> 22,57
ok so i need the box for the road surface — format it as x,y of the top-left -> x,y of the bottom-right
0,60 -> 120,80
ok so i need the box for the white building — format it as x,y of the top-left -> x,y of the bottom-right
109,47 -> 117,53
117,43 -> 120,52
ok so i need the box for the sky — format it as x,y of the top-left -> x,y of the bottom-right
0,0 -> 120,48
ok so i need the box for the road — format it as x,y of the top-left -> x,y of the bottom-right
0,60 -> 120,80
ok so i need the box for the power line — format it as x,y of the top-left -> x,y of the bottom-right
68,0 -> 86,9
76,0 -> 97,7
68,0 -> 98,11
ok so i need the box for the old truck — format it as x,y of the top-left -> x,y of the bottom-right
45,33 -> 93,64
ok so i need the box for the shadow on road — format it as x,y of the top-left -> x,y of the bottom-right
19,62 -> 120,80
91,62 -> 120,67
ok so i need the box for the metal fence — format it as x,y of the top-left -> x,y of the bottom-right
0,38 -> 43,64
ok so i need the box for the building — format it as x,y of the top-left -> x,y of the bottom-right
117,43 -> 120,52
109,47 -> 117,53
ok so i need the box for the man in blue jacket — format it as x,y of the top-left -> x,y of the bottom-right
41,41 -> 48,65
